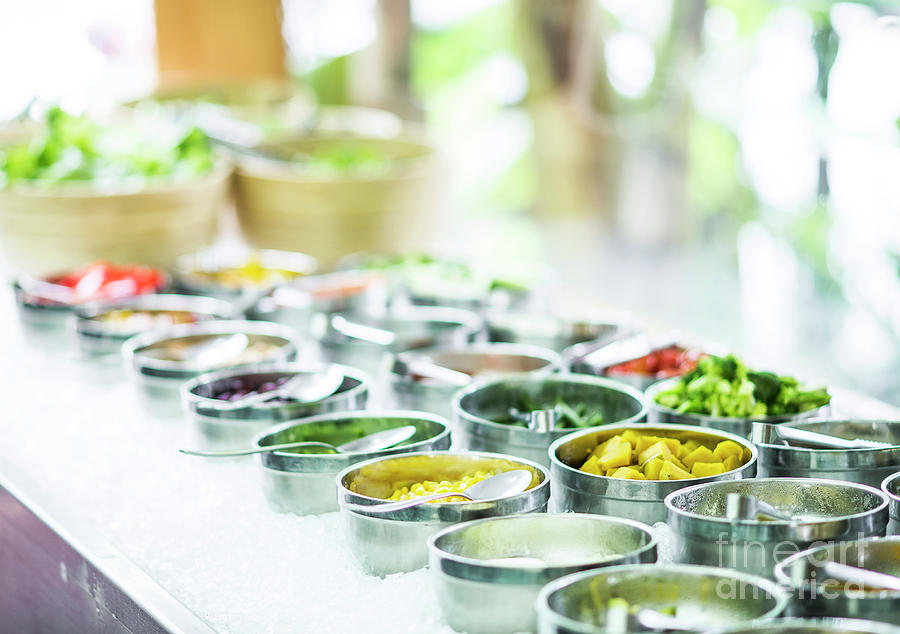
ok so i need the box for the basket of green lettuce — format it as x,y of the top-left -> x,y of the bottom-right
645,354 -> 831,436
0,107 -> 230,275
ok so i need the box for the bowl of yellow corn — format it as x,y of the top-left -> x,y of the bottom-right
254,410 -> 450,515
428,514 -> 657,634
336,451 -> 550,577
548,422 -> 757,524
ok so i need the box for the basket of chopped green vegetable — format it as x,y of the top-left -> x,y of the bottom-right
453,374 -> 647,467
232,133 -> 435,268
646,353 -> 831,437
0,107 -> 229,276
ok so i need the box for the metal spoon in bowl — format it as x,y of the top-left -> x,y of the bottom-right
346,469 -> 533,514
605,599 -> 697,634
179,425 -> 417,458
212,365 -> 344,410
822,561 -> 900,592
751,422 -> 892,449
330,315 -> 396,345
175,333 -> 249,366
725,493 -> 796,522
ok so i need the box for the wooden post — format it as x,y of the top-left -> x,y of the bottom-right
153,0 -> 286,89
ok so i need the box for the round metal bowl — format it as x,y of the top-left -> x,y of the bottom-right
256,410 -> 450,516
549,422 -> 757,524
755,420 -> 900,487
182,362 -> 369,448
123,320 -> 301,417
428,514 -> 657,634
535,563 -> 789,634
883,472 -> 900,536
310,306 -> 484,378
665,478 -> 890,580
336,450 -> 550,577
646,378 -> 831,438
774,536 -> 900,624
485,311 -> 634,354
247,270 -> 389,326
568,333 -> 714,392
389,343 -> 563,420
454,375 -> 648,467
74,294 -> 234,357
173,248 -> 318,300
705,618 -> 900,634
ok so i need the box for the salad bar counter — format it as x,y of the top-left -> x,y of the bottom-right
4,249 -> 900,634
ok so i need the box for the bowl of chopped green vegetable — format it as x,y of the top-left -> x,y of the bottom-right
646,354 -> 831,437
453,375 -> 647,467
0,107 -> 229,276
233,133 -> 435,268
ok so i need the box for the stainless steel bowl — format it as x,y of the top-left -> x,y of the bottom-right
882,471 -> 900,536
123,320 -> 301,417
454,375 -> 648,467
774,536 -> 900,624
173,248 -> 318,300
247,270 -> 389,327
311,306 -> 484,379
428,514 -> 657,634
646,378 -> 831,438
704,618 -> 900,634
568,332 -> 714,392
485,311 -> 633,354
256,410 -> 450,515
535,563 -> 789,634
337,451 -> 550,576
389,343 -> 563,420
74,294 -> 234,356
755,420 -> 900,487
665,478 -> 890,579
182,362 -> 369,448
549,423 -> 757,524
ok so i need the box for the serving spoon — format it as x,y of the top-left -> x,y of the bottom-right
822,561 -> 900,592
212,365 -> 344,410
725,493 -> 796,522
751,422 -> 892,449
179,425 -> 417,458
345,469 -> 533,514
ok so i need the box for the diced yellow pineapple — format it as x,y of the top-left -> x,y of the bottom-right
682,446 -> 718,470
611,466 -> 647,480
722,455 -> 741,472
714,440 -> 744,462
638,440 -> 672,465
621,429 -> 642,448
598,437 -> 633,471
605,468 -> 619,476
659,460 -> 693,480
591,438 -> 613,458
580,455 -> 603,475
661,438 -> 683,457
682,439 -> 701,454
643,458 -> 665,480
635,435 -> 663,454
691,462 -> 727,478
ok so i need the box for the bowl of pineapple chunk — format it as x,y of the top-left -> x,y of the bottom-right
549,423 -> 757,524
